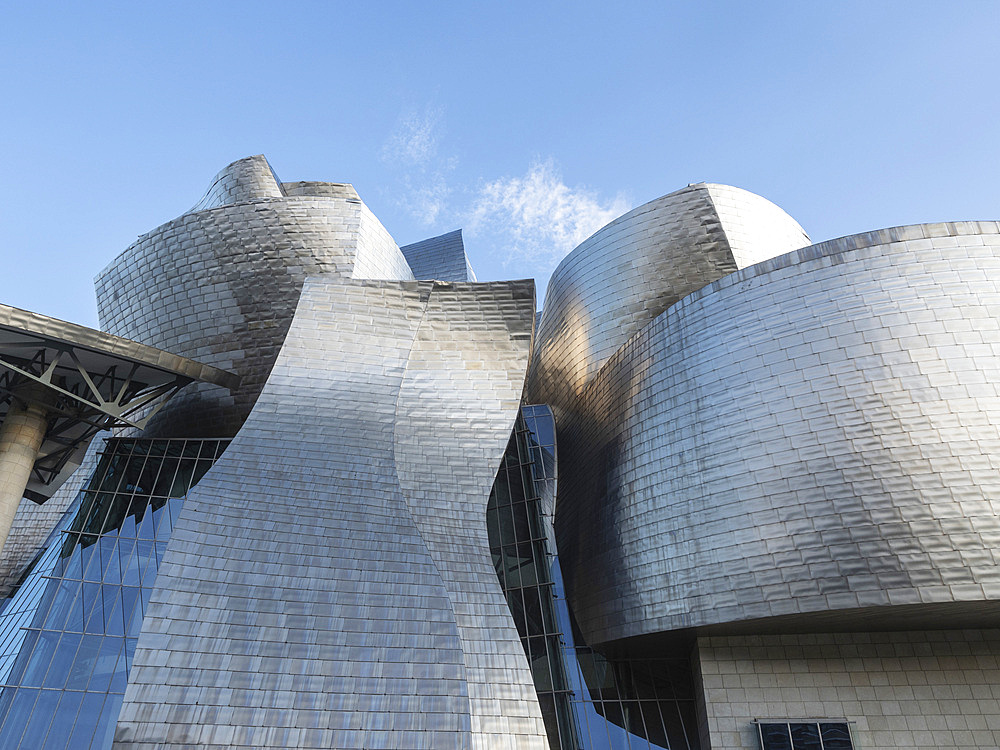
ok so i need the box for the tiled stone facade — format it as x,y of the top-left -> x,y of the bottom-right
696,630 -> 1000,750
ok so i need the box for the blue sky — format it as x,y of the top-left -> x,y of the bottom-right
1,1 -> 998,326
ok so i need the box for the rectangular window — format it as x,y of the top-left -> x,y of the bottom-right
756,720 -> 855,750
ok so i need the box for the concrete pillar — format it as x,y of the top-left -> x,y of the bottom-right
0,392 -> 49,554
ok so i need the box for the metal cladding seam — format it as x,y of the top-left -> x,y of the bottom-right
112,277 -> 544,750
524,182 -> 809,429
555,222 -> 1000,648
94,156 -> 414,439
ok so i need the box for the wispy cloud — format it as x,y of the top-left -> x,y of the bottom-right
467,159 -> 629,272
381,105 -> 455,225
381,106 -> 442,167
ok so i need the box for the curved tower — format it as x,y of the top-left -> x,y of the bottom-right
94,155 -> 414,437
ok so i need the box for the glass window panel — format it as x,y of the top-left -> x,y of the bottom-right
510,500 -> 532,544
41,631 -> 81,688
612,663 -> 638,701
622,701 -> 648,743
136,502 -> 157,540
539,586 -> 558,634
123,638 -> 138,674
523,587 -> 544,636
661,702 -> 691,750
66,692 -> 105,748
65,633 -> 102,690
676,701 -> 698,750
532,413 -> 555,447
88,636 -> 124,693
153,542 -> 169,569
119,537 -> 141,587
486,504 -> 501,551
630,661 -> 657,701
790,723 -> 820,750
121,587 -> 143,639
81,537 -> 105,583
82,583 -> 107,635
93,693 -> 123,749
640,702 -> 669,749
167,496 -> 184,528
151,458 -> 180,497
0,688 -> 36,748
536,693 -> 562,750
601,704 -> 630,750
138,585 -> 154,621
668,660 -> 694,700
546,636 -> 567,692
19,687 -> 59,749
170,460 -> 197,496
100,536 -> 122,586
60,584 -> 88,633
102,586 -> 125,637
39,580 -> 79,632
16,631 -> 56,688
133,541 -> 156,588
42,689 -> 83,750
151,502 -> 172,540
760,723 -> 793,750
819,723 -> 854,750
527,636 -> 552,692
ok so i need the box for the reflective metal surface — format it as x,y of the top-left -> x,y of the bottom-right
94,155 -> 414,438
400,228 -> 478,282
113,278 -> 545,749
555,222 -> 1000,646
525,183 -> 809,423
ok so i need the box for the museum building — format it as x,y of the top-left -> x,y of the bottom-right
0,155 -> 997,749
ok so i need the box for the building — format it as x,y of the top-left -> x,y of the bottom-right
0,155 -> 998,749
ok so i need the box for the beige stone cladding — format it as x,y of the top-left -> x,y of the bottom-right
94,155 -> 414,439
696,630 -> 1000,750
555,222 -> 1000,648
112,278 -> 545,749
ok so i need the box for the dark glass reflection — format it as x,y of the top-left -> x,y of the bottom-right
758,722 -> 854,750
488,406 -> 700,750
0,437 -> 227,750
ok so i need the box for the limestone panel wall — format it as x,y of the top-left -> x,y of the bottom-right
696,630 -> 1000,750
95,156 -> 414,438
524,183 -> 808,422
555,222 -> 1000,647
113,278 -> 545,750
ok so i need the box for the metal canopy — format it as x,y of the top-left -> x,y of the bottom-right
0,304 -> 239,503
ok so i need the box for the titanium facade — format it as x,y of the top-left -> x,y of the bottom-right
94,154 -> 413,438
2,155 -> 1000,750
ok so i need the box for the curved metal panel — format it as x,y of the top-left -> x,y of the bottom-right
188,154 -> 284,212
113,278 -> 545,749
525,183 -> 808,424
555,222 -> 1000,646
95,157 -> 414,438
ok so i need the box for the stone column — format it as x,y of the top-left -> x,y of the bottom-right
0,390 -> 49,554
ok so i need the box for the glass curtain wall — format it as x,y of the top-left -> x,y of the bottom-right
488,406 -> 700,750
0,437 -> 228,750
